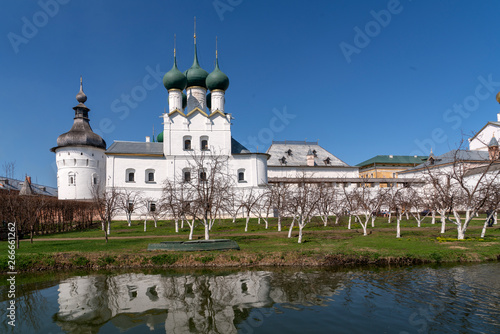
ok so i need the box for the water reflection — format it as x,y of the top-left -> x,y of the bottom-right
53,270 -> 345,333
1,264 -> 500,334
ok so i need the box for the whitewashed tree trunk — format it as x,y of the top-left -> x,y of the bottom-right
107,221 -> 111,235
245,212 -> 250,232
439,210 -> 446,234
322,215 -> 328,227
175,219 -> 179,233
405,211 -> 409,220
298,223 -> 304,243
388,212 -> 392,223
396,216 -> 401,238
154,217 -> 157,228
495,212 -> 498,225
481,211 -> 495,238
181,217 -> 184,229
288,216 -> 296,238
335,216 -> 339,225
144,218 -> 147,232
127,213 -> 132,227
431,211 -> 436,224
257,217 -> 261,224
278,215 -> 282,232
348,215 -> 352,230
188,220 -> 194,240
101,221 -> 105,231
204,220 -> 210,240
371,216 -> 375,228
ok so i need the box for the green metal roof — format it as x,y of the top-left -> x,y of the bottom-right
356,155 -> 428,167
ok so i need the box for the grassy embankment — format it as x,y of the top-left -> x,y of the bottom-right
1,215 -> 499,272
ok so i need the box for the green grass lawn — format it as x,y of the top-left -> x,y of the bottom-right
1,215 -> 499,272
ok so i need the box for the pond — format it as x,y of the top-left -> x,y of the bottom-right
1,263 -> 500,333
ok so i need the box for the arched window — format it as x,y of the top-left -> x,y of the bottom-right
183,136 -> 192,150
200,136 -> 209,150
92,173 -> 98,185
199,169 -> 207,182
183,169 -> 191,182
126,169 -> 135,182
149,201 -> 156,212
145,169 -> 155,183
238,169 -> 245,182
68,172 -> 76,186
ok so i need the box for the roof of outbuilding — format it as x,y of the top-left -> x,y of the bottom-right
266,141 -> 350,167
399,149 -> 490,174
106,141 -> 164,155
356,155 -> 429,167
0,177 -> 57,197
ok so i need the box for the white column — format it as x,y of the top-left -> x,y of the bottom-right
168,89 -> 182,113
186,87 -> 207,112
210,90 -> 225,113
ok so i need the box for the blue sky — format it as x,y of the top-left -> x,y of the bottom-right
1,0 -> 500,187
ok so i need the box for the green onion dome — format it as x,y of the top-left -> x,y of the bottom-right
206,58 -> 229,91
163,56 -> 187,91
206,92 -> 211,110
182,91 -> 187,109
157,131 -> 164,143
184,44 -> 209,88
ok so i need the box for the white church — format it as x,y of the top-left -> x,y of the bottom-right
52,36 -> 276,202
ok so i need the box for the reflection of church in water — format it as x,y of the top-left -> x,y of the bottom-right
54,271 -> 344,333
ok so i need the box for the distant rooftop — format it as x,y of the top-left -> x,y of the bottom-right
266,141 -> 351,167
357,155 -> 429,168
0,177 -> 57,197
399,149 -> 491,174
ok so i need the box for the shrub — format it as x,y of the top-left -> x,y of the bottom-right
98,255 -> 116,267
151,253 -> 180,266
71,256 -> 90,267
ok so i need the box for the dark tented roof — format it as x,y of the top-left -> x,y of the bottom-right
231,138 -> 251,154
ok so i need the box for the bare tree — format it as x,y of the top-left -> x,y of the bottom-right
424,148 -> 500,239
238,187 -> 265,232
270,182 -> 290,232
91,185 -> 121,242
287,177 -> 320,243
180,151 -> 235,240
117,189 -> 142,227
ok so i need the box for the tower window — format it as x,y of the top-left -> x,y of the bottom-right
68,172 -> 76,186
149,202 -> 156,212
128,201 -> 134,212
199,170 -> 207,182
200,136 -> 209,150
184,136 -> 192,150
92,173 -> 98,185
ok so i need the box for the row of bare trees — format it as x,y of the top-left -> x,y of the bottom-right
93,148 -> 500,243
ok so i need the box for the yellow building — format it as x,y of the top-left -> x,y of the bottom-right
356,155 -> 428,179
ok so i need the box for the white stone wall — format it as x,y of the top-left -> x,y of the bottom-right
106,154 -> 165,200
186,86 -> 207,111
168,89 -> 183,113
469,123 -> 500,151
55,146 -> 106,200
163,111 -> 232,156
267,166 -> 359,179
